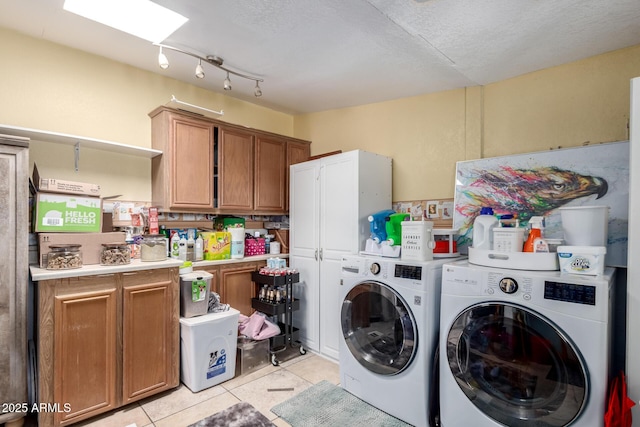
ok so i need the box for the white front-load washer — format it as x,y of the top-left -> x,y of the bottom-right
439,260 -> 616,427
340,254 -> 454,427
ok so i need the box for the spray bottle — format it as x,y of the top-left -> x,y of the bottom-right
170,231 -> 180,259
523,216 -> 548,252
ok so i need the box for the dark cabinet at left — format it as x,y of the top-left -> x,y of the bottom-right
0,134 -> 29,427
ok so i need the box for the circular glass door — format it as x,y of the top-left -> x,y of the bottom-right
341,281 -> 417,375
446,302 -> 588,427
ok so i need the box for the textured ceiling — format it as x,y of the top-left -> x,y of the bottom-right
1,0 -> 640,114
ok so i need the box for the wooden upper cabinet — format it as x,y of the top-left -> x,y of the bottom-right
287,139 -> 311,167
286,139 -> 311,209
217,126 -> 254,211
150,109 -> 215,211
254,134 -> 287,212
149,106 -> 311,213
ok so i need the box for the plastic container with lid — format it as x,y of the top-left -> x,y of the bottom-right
47,244 -> 82,270
100,243 -> 131,265
141,234 -> 168,262
472,207 -> 498,250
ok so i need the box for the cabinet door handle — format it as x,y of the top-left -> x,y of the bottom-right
315,249 -> 318,261
319,248 -> 323,261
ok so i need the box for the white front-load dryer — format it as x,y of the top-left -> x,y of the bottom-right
340,255 -> 454,427
439,260 -> 616,427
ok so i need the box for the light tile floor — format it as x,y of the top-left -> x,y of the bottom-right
62,350 -> 339,427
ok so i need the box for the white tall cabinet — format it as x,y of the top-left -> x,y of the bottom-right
0,134 -> 29,427
289,150 -> 392,360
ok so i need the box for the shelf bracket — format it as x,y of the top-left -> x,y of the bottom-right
74,141 -> 80,172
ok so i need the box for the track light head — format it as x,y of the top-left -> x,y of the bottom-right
223,72 -> 232,91
154,43 -> 263,96
195,60 -> 205,79
158,46 -> 169,69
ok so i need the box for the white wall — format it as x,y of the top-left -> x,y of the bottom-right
627,77 -> 640,418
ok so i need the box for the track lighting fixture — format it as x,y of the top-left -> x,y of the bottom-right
223,72 -> 232,91
158,46 -> 169,69
154,43 -> 263,96
195,59 -> 205,79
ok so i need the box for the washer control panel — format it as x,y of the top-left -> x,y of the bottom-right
485,272 -> 533,301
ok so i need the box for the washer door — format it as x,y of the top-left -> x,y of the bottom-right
341,281 -> 416,375
446,302 -> 588,427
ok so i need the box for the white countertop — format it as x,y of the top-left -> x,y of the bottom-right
30,253 -> 288,281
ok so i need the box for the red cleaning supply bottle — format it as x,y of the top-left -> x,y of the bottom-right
524,216 -> 544,252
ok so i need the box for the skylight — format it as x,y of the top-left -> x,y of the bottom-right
63,0 -> 188,43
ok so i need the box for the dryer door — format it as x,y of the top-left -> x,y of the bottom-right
341,281 -> 416,375
446,302 -> 587,427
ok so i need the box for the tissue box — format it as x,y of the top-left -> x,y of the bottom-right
557,245 -> 606,276
245,238 -> 265,256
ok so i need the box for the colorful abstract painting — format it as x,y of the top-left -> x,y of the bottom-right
453,141 -> 629,267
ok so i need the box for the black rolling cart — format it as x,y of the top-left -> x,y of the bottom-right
251,271 -> 306,365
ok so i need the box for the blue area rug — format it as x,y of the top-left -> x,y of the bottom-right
271,380 -> 412,427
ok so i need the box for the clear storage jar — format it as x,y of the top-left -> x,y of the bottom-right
100,243 -> 131,265
47,244 -> 82,270
141,234 -> 167,262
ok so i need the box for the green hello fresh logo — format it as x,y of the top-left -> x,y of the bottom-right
36,194 -> 102,232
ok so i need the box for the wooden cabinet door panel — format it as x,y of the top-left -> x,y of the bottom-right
170,116 -> 215,209
219,264 -> 260,316
54,289 -> 117,426
122,270 -> 178,403
286,140 -> 311,210
254,136 -> 286,212
218,127 -> 254,210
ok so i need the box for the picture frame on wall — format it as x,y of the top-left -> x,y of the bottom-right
453,141 -> 629,267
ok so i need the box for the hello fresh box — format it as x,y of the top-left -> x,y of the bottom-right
34,192 -> 102,233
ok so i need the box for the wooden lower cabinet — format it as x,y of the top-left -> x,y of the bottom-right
37,268 -> 179,427
202,261 -> 265,316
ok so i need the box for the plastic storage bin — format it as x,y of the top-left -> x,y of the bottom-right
400,221 -> 434,262
180,271 -> 212,318
179,308 -> 240,392
236,337 -> 270,376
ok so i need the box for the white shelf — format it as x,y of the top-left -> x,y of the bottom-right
0,124 -> 162,158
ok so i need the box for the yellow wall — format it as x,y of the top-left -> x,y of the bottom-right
0,28 -> 293,200
2,26 -> 639,203
295,44 -> 640,201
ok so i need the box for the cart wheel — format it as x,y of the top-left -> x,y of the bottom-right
271,354 -> 279,366
299,346 -> 307,355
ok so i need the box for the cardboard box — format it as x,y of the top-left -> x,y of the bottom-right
39,231 -> 126,267
32,163 -> 101,196
34,192 -> 102,233
201,232 -> 231,260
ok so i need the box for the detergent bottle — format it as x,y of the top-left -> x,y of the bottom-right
368,209 -> 396,243
472,207 -> 498,250
524,216 -> 548,253
385,212 -> 410,246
